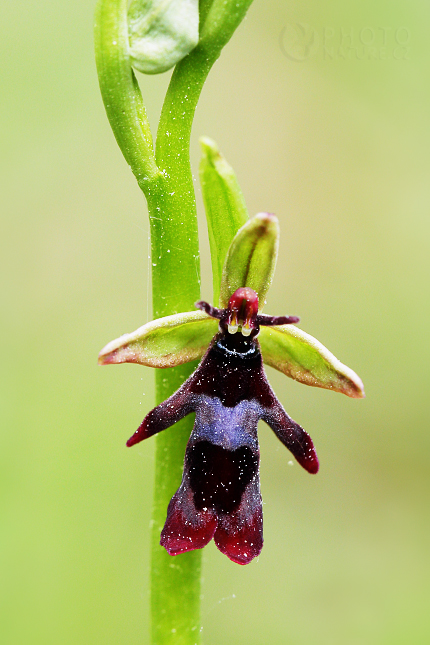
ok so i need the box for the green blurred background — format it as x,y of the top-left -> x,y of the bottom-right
1,0 -> 429,643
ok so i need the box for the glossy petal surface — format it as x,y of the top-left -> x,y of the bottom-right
98,310 -> 218,368
259,325 -> 365,398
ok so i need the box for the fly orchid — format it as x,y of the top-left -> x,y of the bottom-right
99,213 -> 364,564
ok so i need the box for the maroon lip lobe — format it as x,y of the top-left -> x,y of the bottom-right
127,290 -> 316,564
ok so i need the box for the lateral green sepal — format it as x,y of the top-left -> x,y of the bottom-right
199,136 -> 249,304
219,212 -> 279,310
98,310 -> 218,367
259,325 -> 365,398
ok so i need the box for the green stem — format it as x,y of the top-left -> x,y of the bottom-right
147,41 -> 241,644
94,1 -> 255,643
148,43 -> 221,645
94,0 -> 158,188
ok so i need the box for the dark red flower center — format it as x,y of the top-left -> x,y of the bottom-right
227,287 -> 259,336
195,289 -> 299,337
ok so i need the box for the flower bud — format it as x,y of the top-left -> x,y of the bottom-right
128,0 -> 199,75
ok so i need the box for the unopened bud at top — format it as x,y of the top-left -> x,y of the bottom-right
128,0 -> 199,75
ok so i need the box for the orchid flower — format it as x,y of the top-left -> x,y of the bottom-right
99,212 -> 364,565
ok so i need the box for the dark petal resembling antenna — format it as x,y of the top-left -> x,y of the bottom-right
126,385 -> 196,446
261,399 -> 319,474
256,313 -> 300,326
195,300 -> 227,320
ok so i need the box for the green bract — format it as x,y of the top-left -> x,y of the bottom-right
128,0 -> 199,74
199,136 -> 249,303
99,211 -> 364,399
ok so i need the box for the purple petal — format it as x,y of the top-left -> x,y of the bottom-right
256,313 -> 300,326
161,394 -> 263,564
260,394 -> 319,474
127,385 -> 195,447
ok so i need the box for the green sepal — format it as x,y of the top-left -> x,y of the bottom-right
199,136 -> 249,305
219,212 -> 279,310
98,310 -> 218,367
128,0 -> 199,75
259,325 -> 365,398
